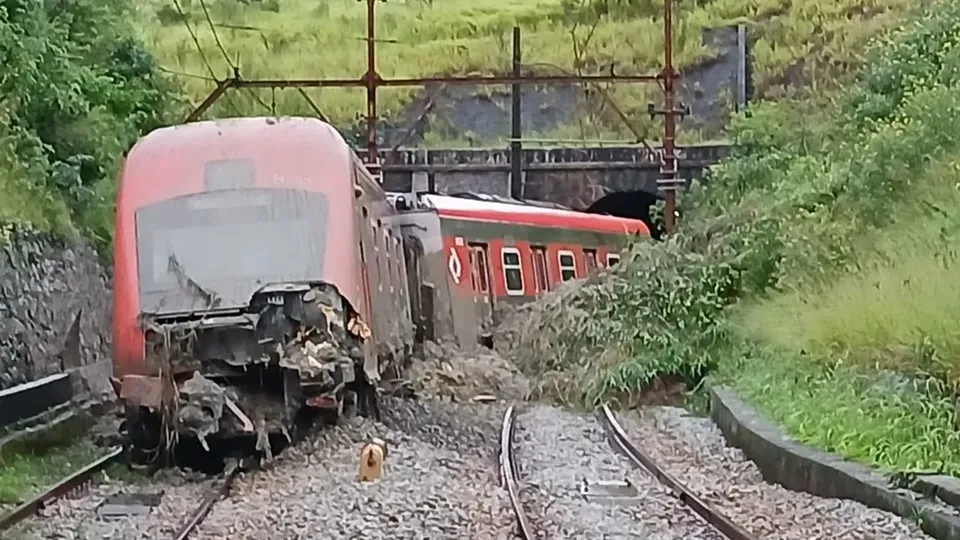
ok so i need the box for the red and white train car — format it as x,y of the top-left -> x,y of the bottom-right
390,192 -> 650,347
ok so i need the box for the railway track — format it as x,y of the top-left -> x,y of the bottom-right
499,405 -> 534,539
0,445 -> 245,540
171,463 -> 243,540
500,403 -> 760,540
598,405 -> 756,540
0,446 -> 123,532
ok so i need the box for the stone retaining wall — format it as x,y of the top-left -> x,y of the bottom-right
0,225 -> 112,398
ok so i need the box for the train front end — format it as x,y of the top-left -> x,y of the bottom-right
112,117 -> 373,459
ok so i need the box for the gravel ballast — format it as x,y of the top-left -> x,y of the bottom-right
192,396 -> 516,539
618,406 -> 936,540
5,398 -> 515,540
514,404 -> 723,539
4,468 -> 216,540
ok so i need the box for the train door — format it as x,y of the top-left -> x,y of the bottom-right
402,234 -> 426,343
583,248 -> 599,275
353,195 -> 375,322
467,243 -> 495,338
531,245 -> 549,296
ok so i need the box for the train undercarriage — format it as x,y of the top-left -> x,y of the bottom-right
117,282 -> 379,468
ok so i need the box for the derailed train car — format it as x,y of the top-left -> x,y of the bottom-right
388,192 -> 650,347
111,117 -> 413,456
112,116 -> 651,457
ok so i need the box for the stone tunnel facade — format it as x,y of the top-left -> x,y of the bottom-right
358,144 -> 731,209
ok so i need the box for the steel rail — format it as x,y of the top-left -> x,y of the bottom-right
0,446 -> 123,531
172,464 -> 242,540
599,405 -> 757,540
499,405 -> 534,539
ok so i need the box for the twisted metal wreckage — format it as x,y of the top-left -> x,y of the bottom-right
136,254 -> 374,460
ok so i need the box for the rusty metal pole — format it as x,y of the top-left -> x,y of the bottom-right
510,26 -> 523,200
365,0 -> 379,165
661,0 -> 678,236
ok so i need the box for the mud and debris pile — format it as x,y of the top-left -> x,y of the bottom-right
177,372 -> 231,449
404,340 -> 530,403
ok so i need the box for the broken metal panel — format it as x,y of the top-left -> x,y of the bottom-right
119,375 -> 164,410
97,492 -> 163,519
134,188 -> 330,315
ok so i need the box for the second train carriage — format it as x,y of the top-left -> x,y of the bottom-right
389,192 -> 651,349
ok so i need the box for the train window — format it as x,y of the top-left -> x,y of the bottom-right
531,246 -> 549,293
607,253 -> 621,267
501,247 -> 524,296
583,248 -> 598,274
558,250 -> 577,281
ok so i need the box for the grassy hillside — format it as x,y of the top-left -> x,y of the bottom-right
500,1 -> 960,476
139,0 -> 918,139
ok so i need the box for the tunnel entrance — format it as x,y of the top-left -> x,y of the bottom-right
584,190 -> 666,240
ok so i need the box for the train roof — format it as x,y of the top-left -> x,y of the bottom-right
392,192 -> 650,236
124,116 -> 350,175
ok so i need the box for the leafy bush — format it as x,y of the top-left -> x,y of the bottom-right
0,0 -> 177,249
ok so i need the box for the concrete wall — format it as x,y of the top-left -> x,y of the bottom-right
0,225 -> 113,397
359,144 -> 731,209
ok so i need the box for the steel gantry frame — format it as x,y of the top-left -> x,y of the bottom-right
185,0 -> 687,235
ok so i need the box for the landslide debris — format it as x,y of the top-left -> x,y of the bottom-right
493,238 -> 738,406
404,340 -> 530,403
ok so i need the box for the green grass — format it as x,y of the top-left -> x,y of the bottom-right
719,352 -> 960,475
736,154 -> 960,384
0,439 -> 104,504
139,0 -> 920,138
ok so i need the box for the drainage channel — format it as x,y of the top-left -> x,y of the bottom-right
598,404 -> 758,540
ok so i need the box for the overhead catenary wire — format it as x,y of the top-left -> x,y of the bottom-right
198,0 -> 235,74
193,0 -> 285,117
158,66 -> 216,81
170,0 -> 243,117
171,0 -> 217,80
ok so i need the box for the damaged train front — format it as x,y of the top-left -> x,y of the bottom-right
126,281 -> 375,460
113,184 -> 377,462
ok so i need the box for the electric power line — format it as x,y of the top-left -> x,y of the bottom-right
198,0 -> 236,73
170,0 -> 243,117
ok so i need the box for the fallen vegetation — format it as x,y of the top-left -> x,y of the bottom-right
140,0 -> 920,141
407,340 -> 530,403
499,2 -> 960,475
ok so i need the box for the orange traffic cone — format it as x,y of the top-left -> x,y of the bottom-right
359,437 -> 388,482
